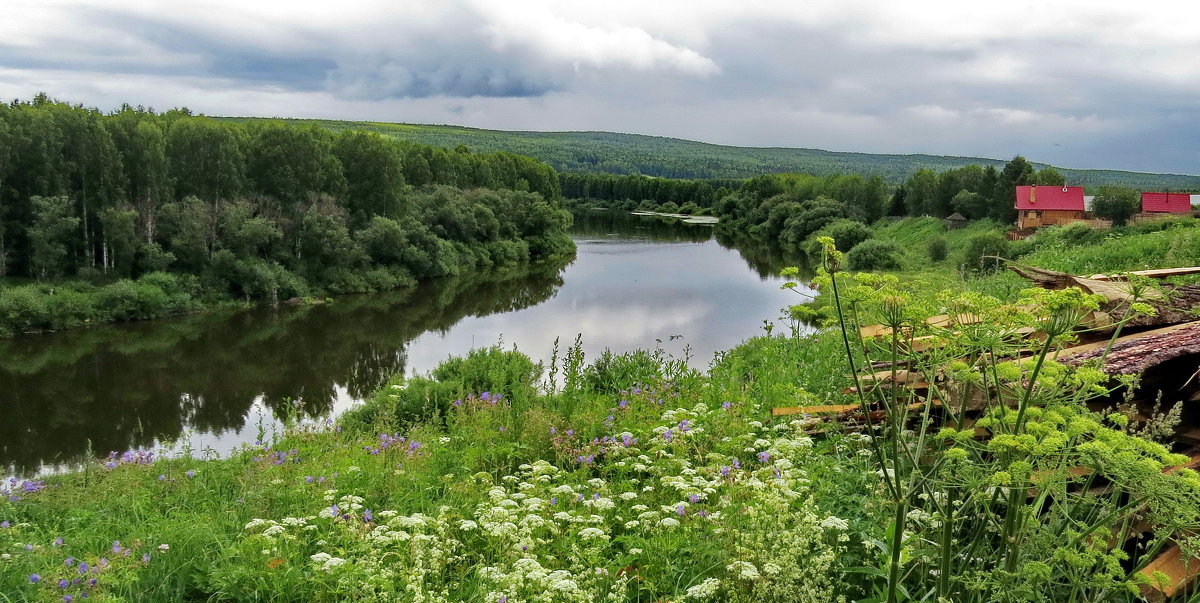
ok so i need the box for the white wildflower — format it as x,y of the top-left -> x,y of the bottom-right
685,577 -> 721,600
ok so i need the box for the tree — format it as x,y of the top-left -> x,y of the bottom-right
1091,185 -> 1140,226
1034,167 -> 1065,186
951,190 -> 989,220
991,156 -> 1036,223
333,131 -> 406,225
28,195 -> 80,279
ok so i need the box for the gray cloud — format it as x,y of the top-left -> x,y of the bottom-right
0,1 -> 1197,173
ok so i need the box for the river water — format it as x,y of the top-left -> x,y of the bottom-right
1,210 -> 810,477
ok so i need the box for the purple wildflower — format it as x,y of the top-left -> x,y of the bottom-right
663,429 -> 673,443
676,505 -> 686,516
30,574 -> 40,583
78,561 -> 89,573
732,458 -> 741,470
550,497 -> 557,505
689,494 -> 699,503
698,509 -> 708,518
186,470 -> 196,478
364,509 -> 374,522
678,419 -> 690,432
619,399 -> 628,409
481,391 -> 491,402
566,429 -> 574,437
59,578 -> 69,588
0,520 -> 8,528
97,558 -> 109,569
721,466 -> 730,477
64,596 -> 74,602
549,426 -> 556,435
65,556 -> 75,566
305,476 -> 314,483
758,451 -> 771,463
157,474 -> 166,481
105,462 -> 117,470
112,541 -> 123,554
142,553 -> 151,563
722,401 -> 732,410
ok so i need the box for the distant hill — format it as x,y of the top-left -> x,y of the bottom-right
220,117 -> 1200,191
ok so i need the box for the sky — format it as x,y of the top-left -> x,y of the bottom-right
2,0 -> 1198,174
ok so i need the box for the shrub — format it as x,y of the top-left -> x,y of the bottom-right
804,219 -> 873,262
927,236 -> 948,262
97,280 -> 171,321
581,349 -> 663,394
962,233 -> 1010,273
0,286 -> 50,332
42,288 -> 97,329
432,346 -> 542,401
846,239 -> 903,271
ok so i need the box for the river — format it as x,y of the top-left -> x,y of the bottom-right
1,210 -> 811,477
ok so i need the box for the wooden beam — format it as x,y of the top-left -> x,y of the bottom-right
1088,266 -> 1200,281
1139,543 -> 1200,602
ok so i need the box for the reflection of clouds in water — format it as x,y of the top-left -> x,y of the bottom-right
404,300 -> 715,376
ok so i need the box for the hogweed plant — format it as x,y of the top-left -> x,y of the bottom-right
786,236 -> 1200,603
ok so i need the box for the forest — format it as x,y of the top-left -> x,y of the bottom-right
232,117 -> 1200,189
0,96 -> 572,335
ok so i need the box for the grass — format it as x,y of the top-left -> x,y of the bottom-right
6,221 -> 1200,601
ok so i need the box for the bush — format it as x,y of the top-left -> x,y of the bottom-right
927,236 -> 947,262
581,349 -> 663,394
432,346 -> 542,401
846,239 -> 903,271
963,233 -> 1009,273
97,280 -> 171,321
43,288 -> 97,329
804,219 -> 873,262
0,286 -> 50,332
343,375 -> 460,431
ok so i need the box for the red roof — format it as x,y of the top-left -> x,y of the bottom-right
1141,192 -> 1191,213
1015,186 -> 1084,211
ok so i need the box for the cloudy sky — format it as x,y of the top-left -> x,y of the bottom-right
2,0 -> 1198,173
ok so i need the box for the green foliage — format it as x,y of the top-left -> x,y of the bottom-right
1091,185 -> 1140,226
963,232 -> 1010,273
226,117 -> 1200,191
803,218 -> 874,262
846,239 -> 903,271
927,236 -> 948,262
0,96 -> 575,336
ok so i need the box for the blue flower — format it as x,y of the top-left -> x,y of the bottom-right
29,574 -> 40,583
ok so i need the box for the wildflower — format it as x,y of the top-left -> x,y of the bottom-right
663,429 -> 674,443
78,561 -> 88,573
112,541 -> 123,554
0,520 -> 8,528
720,466 -> 730,477
305,476 -> 314,483
619,399 -> 628,409
157,474 -> 166,481
722,401 -> 732,410
65,556 -> 75,566
64,596 -> 74,602
658,517 -> 681,528
158,543 -> 170,552
363,509 -> 374,523
686,577 -> 721,600
186,470 -> 196,478
676,505 -> 686,516
30,574 -> 40,583
60,578 -> 70,588
679,419 -> 691,432
142,553 -> 151,563
757,451 -> 770,463
453,399 -> 462,407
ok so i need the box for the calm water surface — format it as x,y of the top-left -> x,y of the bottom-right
2,211 -> 810,476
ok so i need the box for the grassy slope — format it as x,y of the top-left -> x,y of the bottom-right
218,117 -> 1200,189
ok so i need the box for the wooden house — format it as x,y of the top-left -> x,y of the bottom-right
945,212 -> 968,230
1141,192 -> 1192,214
1015,186 -> 1085,229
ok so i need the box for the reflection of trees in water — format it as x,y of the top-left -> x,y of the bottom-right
0,260 -> 569,475
713,230 -> 815,280
569,209 -> 714,243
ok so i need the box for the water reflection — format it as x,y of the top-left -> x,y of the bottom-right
0,263 -> 567,475
2,210 -> 812,476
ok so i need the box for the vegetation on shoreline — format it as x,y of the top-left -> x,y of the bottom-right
0,96 -> 573,337
222,117 -> 1200,189
6,238 -> 1200,600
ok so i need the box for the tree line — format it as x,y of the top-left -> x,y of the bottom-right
0,95 -> 571,334
559,173 -> 742,212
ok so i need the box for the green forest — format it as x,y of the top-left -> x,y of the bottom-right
0,96 -> 572,336
226,117 -> 1200,189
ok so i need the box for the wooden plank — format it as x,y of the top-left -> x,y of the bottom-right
1139,543 -> 1200,601
1088,266 -> 1200,281
772,404 -> 859,416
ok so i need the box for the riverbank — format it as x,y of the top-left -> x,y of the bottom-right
5,259 -> 1199,600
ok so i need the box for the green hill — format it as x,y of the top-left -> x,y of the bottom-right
220,117 -> 1200,190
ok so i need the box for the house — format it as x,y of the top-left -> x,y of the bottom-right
1141,192 -> 1191,214
945,212 -> 968,230
1015,185 -> 1085,229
